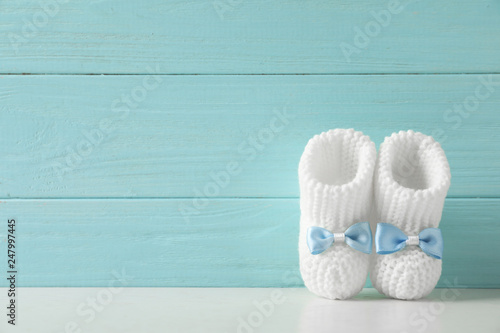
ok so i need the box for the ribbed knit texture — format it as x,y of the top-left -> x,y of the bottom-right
299,129 -> 376,299
370,130 -> 451,300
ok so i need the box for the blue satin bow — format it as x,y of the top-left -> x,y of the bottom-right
375,223 -> 443,259
307,222 -> 372,255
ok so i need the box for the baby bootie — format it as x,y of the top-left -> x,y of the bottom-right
298,129 -> 376,299
370,130 -> 451,300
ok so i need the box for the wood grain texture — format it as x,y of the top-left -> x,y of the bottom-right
1,0 -> 499,74
0,198 -> 498,288
1,74 -> 500,198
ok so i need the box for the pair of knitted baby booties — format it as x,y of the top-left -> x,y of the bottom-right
299,129 -> 451,300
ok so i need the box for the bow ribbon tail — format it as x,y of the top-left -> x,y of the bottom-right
345,222 -> 372,254
419,228 -> 444,259
375,223 -> 408,255
306,227 -> 334,255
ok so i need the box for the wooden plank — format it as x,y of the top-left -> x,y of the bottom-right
1,74 -> 500,198
1,0 -> 499,74
0,198 -> 498,288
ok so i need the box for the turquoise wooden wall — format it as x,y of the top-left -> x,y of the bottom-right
1,0 -> 499,288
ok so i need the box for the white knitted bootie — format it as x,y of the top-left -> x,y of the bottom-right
370,130 -> 451,300
299,129 -> 376,299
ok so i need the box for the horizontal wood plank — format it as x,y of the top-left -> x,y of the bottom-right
1,0 -> 499,74
1,74 -> 500,198
0,198 -> 498,288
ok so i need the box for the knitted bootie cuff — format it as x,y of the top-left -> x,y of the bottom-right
375,130 -> 451,233
299,129 -> 376,231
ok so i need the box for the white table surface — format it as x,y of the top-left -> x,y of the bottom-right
1,288 -> 499,333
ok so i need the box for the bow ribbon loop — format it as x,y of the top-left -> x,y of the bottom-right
306,222 -> 372,255
375,223 -> 443,259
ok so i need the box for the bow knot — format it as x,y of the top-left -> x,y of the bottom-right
333,233 -> 345,243
375,223 -> 443,259
307,222 -> 372,255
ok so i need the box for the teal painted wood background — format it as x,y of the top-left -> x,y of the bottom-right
1,0 -> 499,288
